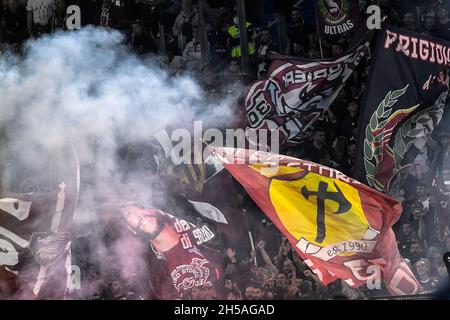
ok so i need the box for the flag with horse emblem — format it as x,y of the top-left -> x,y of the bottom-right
355,26 -> 450,197
212,147 -> 420,295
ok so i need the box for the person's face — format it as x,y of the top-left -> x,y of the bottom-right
182,0 -> 192,12
293,278 -> 302,288
6,0 -> 17,10
276,273 -> 287,287
331,45 -> 343,56
291,10 -> 302,23
428,247 -> 441,261
264,277 -> 275,289
282,260 -> 293,273
412,202 -> 423,220
219,6 -> 229,17
56,0 -> 65,13
123,206 -> 163,238
111,281 -> 123,295
192,27 -> 199,40
415,261 -> 428,277
425,17 -> 435,30
348,102 -> 358,113
293,42 -> 303,55
245,287 -> 254,300
253,288 -> 263,300
314,131 -> 326,145
301,126 -> 314,139
308,48 -> 319,58
437,6 -> 448,19
261,30 -> 271,43
410,244 -> 422,256
227,292 -> 238,300
402,223 -> 413,236
440,136 -> 450,148
191,286 -> 202,299
201,282 -> 217,300
404,13 -> 415,26
437,225 -> 447,237
416,185 -> 426,197
225,279 -> 234,290
229,61 -> 239,73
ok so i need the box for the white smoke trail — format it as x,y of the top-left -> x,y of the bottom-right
0,27 -> 240,299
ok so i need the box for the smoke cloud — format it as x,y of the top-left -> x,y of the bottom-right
0,27 -> 240,299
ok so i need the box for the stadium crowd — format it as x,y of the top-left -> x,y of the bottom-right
1,0 -> 449,300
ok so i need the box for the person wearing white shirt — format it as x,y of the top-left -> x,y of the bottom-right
26,0 -> 54,37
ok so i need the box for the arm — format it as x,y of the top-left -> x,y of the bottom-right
304,269 -> 324,288
257,241 -> 278,274
417,215 -> 426,242
291,247 -> 306,274
172,14 -> 182,37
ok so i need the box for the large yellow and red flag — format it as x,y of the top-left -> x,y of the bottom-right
212,147 -> 420,295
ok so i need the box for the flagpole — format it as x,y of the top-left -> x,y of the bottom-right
313,0 -> 324,60
248,230 -> 258,267
318,36 -> 324,60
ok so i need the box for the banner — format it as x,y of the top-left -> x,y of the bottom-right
212,147 -> 420,295
315,0 -> 360,38
355,26 -> 450,196
244,36 -> 371,146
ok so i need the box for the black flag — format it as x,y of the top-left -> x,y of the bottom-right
355,26 -> 450,196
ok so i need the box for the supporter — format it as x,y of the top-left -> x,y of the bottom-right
226,288 -> 242,300
422,15 -> 435,36
182,25 -> 205,73
407,241 -> 425,265
172,0 -> 198,54
432,132 -> 450,179
331,43 -> 344,57
52,0 -> 66,31
2,0 -> 28,44
401,11 -> 418,31
226,12 -> 256,60
131,21 -> 157,55
397,222 -> 419,257
434,3 -> 450,40
307,45 -> 320,59
252,284 -> 264,300
222,59 -> 243,83
414,259 -> 439,293
256,27 -> 277,79
340,99 -> 359,142
285,7 -> 314,55
298,127 -> 330,164
331,136 -> 349,167
429,224 -> 449,252
291,41 -> 305,57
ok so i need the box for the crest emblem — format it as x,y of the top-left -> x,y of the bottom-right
318,0 -> 349,25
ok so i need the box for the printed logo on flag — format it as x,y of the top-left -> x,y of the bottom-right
318,0 -> 349,25
259,168 -> 380,261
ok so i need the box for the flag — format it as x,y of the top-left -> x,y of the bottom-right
212,147 -> 420,295
315,0 -> 360,38
244,35 -> 371,147
355,26 -> 450,196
